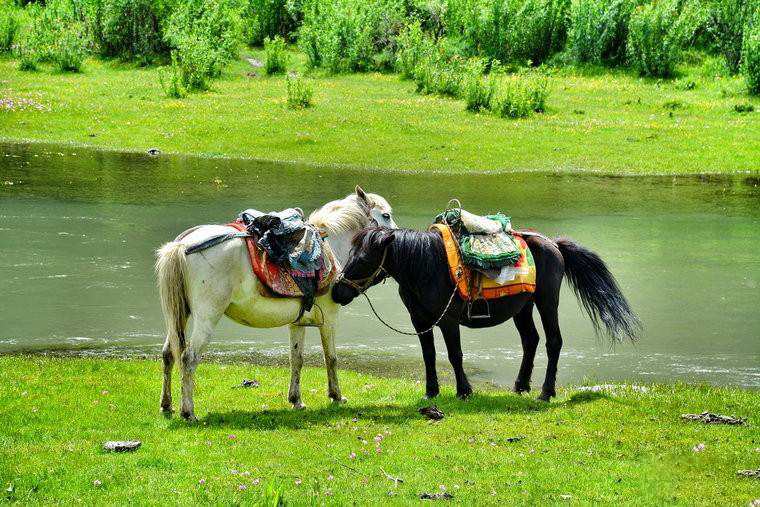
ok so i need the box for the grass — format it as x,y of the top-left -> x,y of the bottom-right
1,50 -> 759,174
1,356 -> 759,505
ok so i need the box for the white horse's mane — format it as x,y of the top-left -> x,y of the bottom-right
309,193 -> 391,236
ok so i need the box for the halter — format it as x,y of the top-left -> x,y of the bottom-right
336,247 -> 389,295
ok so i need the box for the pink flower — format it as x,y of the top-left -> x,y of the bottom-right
374,434 -> 383,443
228,434 -> 237,440
349,452 -> 357,459
198,479 -> 206,485
692,443 -> 705,452
239,485 -> 247,491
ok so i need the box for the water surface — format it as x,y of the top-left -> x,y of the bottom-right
1,142 -> 759,387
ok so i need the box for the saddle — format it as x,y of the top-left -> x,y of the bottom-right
430,214 -> 536,302
226,221 -> 336,301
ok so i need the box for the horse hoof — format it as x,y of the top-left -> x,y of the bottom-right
457,390 -> 473,400
292,402 -> 307,411
160,407 -> 174,417
331,396 -> 348,404
513,382 -> 531,394
181,412 -> 198,422
537,391 -> 554,402
422,393 -> 439,400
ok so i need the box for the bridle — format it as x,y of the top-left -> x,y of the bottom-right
336,247 -> 389,295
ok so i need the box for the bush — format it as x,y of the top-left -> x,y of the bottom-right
264,34 -> 288,74
627,0 -> 701,78
567,0 -> 640,66
159,52 -> 187,98
707,0 -> 758,74
491,70 -> 550,118
445,0 -> 569,66
463,58 -> 494,111
286,73 -> 313,108
414,52 -> 466,96
87,0 -> 173,63
0,4 -> 20,52
51,22 -> 86,71
17,3 -> 88,72
243,0 -> 298,46
298,0 -> 407,73
743,20 -> 760,94
395,20 -> 433,79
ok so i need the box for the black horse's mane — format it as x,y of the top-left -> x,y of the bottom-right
351,226 -> 448,288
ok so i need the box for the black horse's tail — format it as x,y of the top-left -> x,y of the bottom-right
555,238 -> 640,342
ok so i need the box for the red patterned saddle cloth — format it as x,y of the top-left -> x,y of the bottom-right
226,221 -> 336,298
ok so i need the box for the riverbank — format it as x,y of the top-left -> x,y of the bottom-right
1,356 -> 758,505
1,50 -> 759,175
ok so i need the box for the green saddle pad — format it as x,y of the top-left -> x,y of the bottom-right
433,209 -> 520,269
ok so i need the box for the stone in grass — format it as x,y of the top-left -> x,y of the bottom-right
233,379 -> 260,389
103,441 -> 141,452
738,469 -> 760,479
681,411 -> 745,426
420,492 -> 453,500
419,405 -> 444,420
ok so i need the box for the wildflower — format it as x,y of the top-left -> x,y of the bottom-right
327,475 -> 334,481
239,485 -> 247,491
102,390 -> 109,396
228,434 -> 237,440
252,479 -> 260,486
749,500 -> 760,507
692,443 -> 705,452
374,434 -> 384,443
352,417 -> 358,422
93,480 -> 102,487
349,452 -> 356,460
295,479 -> 302,485
198,479 -> 206,485
230,470 -> 239,475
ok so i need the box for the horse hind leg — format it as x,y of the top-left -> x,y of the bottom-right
513,302 -> 540,394
535,293 -> 563,402
160,338 -> 174,415
180,315 -> 219,421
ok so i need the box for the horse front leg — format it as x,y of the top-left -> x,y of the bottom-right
440,322 -> 472,399
160,338 -> 174,415
319,319 -> 346,403
513,303 -> 540,394
288,325 -> 307,410
416,330 -> 439,399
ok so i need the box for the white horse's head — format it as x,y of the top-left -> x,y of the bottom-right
309,186 -> 397,268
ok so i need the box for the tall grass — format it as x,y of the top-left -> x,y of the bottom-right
567,0 -> 641,66
286,73 -> 314,108
0,3 -> 20,52
707,0 -> 759,74
264,34 -> 288,74
627,0 -> 702,78
743,18 -> 760,94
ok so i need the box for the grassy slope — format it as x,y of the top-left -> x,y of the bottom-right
1,50 -> 759,174
1,357 -> 759,505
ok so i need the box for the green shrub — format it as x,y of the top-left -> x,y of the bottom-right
627,0 -> 701,78
51,22 -> 86,71
396,20 -> 433,79
243,0 -> 297,46
707,0 -> 758,74
87,0 -> 173,63
445,0 -> 569,66
0,4 -> 20,52
159,52 -> 187,98
567,0 -> 640,66
414,52 -> 466,96
743,20 -> 760,94
298,0 -> 407,73
286,73 -> 313,108
463,58 -> 494,111
491,70 -> 550,118
264,34 -> 288,74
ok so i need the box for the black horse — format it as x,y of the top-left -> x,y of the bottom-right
332,227 -> 639,402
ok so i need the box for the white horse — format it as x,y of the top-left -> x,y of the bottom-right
155,187 -> 397,421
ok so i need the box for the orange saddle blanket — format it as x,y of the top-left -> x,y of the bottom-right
430,223 -> 536,300
227,222 -> 336,298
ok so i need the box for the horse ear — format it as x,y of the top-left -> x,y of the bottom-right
380,231 -> 395,248
355,185 -> 370,206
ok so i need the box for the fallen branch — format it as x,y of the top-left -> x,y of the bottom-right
380,467 -> 404,488
681,411 -> 744,425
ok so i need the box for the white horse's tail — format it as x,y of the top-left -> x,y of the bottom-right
156,242 -> 189,369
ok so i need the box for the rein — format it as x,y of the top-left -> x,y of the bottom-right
337,248 -> 461,336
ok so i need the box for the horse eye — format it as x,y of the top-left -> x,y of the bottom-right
382,213 -> 390,220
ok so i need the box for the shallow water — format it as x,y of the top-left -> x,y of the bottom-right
1,142 -> 759,387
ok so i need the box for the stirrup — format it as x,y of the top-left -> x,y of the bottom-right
467,297 -> 491,320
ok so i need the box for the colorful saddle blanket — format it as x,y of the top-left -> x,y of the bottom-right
434,209 -> 520,269
226,221 -> 336,299
431,223 -> 536,301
